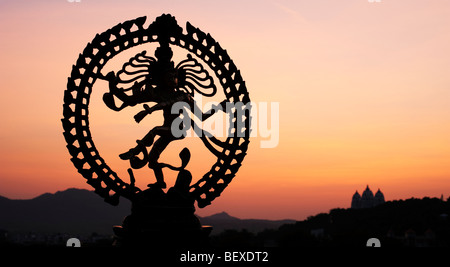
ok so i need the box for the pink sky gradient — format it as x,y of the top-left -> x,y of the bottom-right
1,0 -> 450,220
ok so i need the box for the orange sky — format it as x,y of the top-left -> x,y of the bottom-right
1,0 -> 450,220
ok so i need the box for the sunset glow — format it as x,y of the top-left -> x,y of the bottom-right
1,0 -> 450,220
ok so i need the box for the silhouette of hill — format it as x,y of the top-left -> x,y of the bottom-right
2,189 -> 449,247
199,211 -> 296,234
0,189 -> 293,238
0,188 -> 131,235
212,197 -> 450,247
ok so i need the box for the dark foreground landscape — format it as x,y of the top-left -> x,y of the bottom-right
1,188 -> 450,247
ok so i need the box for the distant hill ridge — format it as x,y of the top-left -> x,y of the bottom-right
210,196 -> 450,247
0,188 -> 295,235
0,188 -> 131,235
201,211 -> 296,234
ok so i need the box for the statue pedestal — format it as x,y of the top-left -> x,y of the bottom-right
112,224 -> 212,247
112,186 -> 212,247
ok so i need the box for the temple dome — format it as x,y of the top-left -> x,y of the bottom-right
362,185 -> 374,199
351,191 -> 361,209
351,185 -> 385,209
374,188 -> 385,205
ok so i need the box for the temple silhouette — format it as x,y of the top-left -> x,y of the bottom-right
351,185 -> 385,209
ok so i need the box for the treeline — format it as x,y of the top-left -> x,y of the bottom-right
211,197 -> 450,247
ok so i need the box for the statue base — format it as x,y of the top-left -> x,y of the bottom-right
112,185 -> 212,247
112,225 -> 212,247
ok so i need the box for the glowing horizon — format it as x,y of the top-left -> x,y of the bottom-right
1,0 -> 450,220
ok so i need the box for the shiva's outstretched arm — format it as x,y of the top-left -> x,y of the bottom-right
187,96 -> 228,121
99,71 -> 141,111
133,94 -> 188,123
